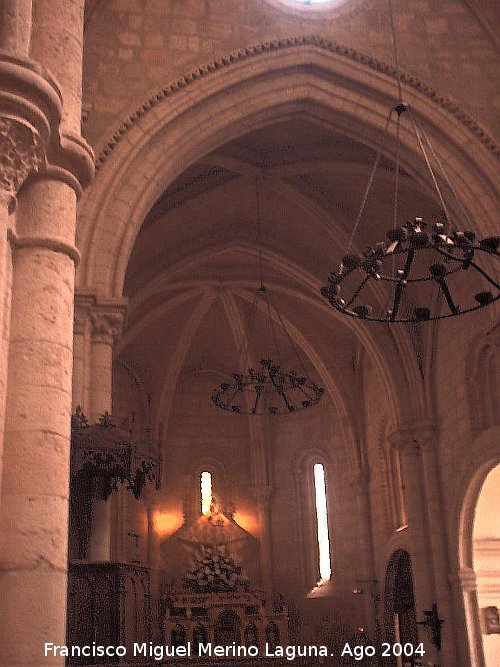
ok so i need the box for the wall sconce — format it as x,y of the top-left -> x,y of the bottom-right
418,603 -> 444,650
482,606 -> 500,635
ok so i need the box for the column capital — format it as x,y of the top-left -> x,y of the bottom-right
82,294 -> 128,344
90,309 -> 125,345
0,54 -> 94,201
389,420 -> 438,452
449,567 -> 478,593
0,53 -> 60,207
0,116 -> 44,208
74,295 -> 94,336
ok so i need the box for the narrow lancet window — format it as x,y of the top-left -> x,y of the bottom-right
314,463 -> 331,581
200,471 -> 213,515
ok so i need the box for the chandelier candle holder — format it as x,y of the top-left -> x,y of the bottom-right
211,285 -> 324,415
71,407 -> 162,500
211,178 -> 324,415
321,1 -> 499,324
321,216 -> 499,322
212,355 -> 324,415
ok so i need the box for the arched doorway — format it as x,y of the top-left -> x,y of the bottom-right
384,550 -> 418,667
214,609 -> 241,646
473,464 -> 500,667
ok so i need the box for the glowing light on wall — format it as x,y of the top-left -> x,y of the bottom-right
153,511 -> 184,537
233,511 -> 259,535
314,463 -> 331,581
201,471 -> 213,515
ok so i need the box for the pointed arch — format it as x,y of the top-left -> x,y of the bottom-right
77,39 -> 498,299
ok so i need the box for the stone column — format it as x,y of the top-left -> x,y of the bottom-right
419,432 -> 457,666
0,0 -> 35,518
87,306 -> 125,562
0,191 -> 11,502
0,119 -> 44,511
253,485 -> 274,595
0,2 -> 93,664
449,568 -> 485,667
348,469 -> 378,640
391,432 -> 439,664
0,0 -> 32,57
71,293 -> 94,413
89,309 -> 123,421
0,175 -> 81,667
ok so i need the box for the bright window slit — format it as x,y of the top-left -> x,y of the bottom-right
201,471 -> 213,515
314,463 -> 331,581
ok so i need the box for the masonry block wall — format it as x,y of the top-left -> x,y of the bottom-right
0,1 -> 498,667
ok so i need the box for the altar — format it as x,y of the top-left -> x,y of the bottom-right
160,506 -> 290,661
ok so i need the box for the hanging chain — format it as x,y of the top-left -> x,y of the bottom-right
255,176 -> 265,290
344,108 -> 394,257
407,107 -> 452,227
414,117 -> 474,229
388,0 -> 403,104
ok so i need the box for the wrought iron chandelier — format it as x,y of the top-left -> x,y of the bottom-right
71,407 -> 161,499
320,3 -> 499,323
211,180 -> 324,415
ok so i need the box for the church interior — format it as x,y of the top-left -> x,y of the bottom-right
0,1 -> 498,666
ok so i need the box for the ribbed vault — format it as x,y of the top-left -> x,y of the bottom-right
77,44 -> 499,463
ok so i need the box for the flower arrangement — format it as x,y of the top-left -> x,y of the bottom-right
184,544 -> 250,593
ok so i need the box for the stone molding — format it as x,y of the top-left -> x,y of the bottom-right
473,538 -> 500,560
0,116 -> 44,206
94,35 -> 500,170
7,228 -> 81,264
389,421 -> 438,452
45,131 -> 95,198
0,52 -> 94,200
449,567 -> 478,593
466,324 -> 500,435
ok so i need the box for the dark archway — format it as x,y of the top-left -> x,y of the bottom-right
214,609 -> 241,646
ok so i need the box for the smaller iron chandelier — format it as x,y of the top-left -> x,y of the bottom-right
212,177 -> 324,416
212,356 -> 324,415
321,217 -> 499,322
71,407 -> 161,500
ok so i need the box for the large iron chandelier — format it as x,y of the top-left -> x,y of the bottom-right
320,4 -> 499,323
212,181 -> 324,415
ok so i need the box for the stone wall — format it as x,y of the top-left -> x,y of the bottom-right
82,0 -> 499,150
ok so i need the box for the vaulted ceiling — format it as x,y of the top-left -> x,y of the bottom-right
117,118 -> 441,431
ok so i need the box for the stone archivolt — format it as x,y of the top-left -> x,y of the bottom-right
94,35 -> 500,170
